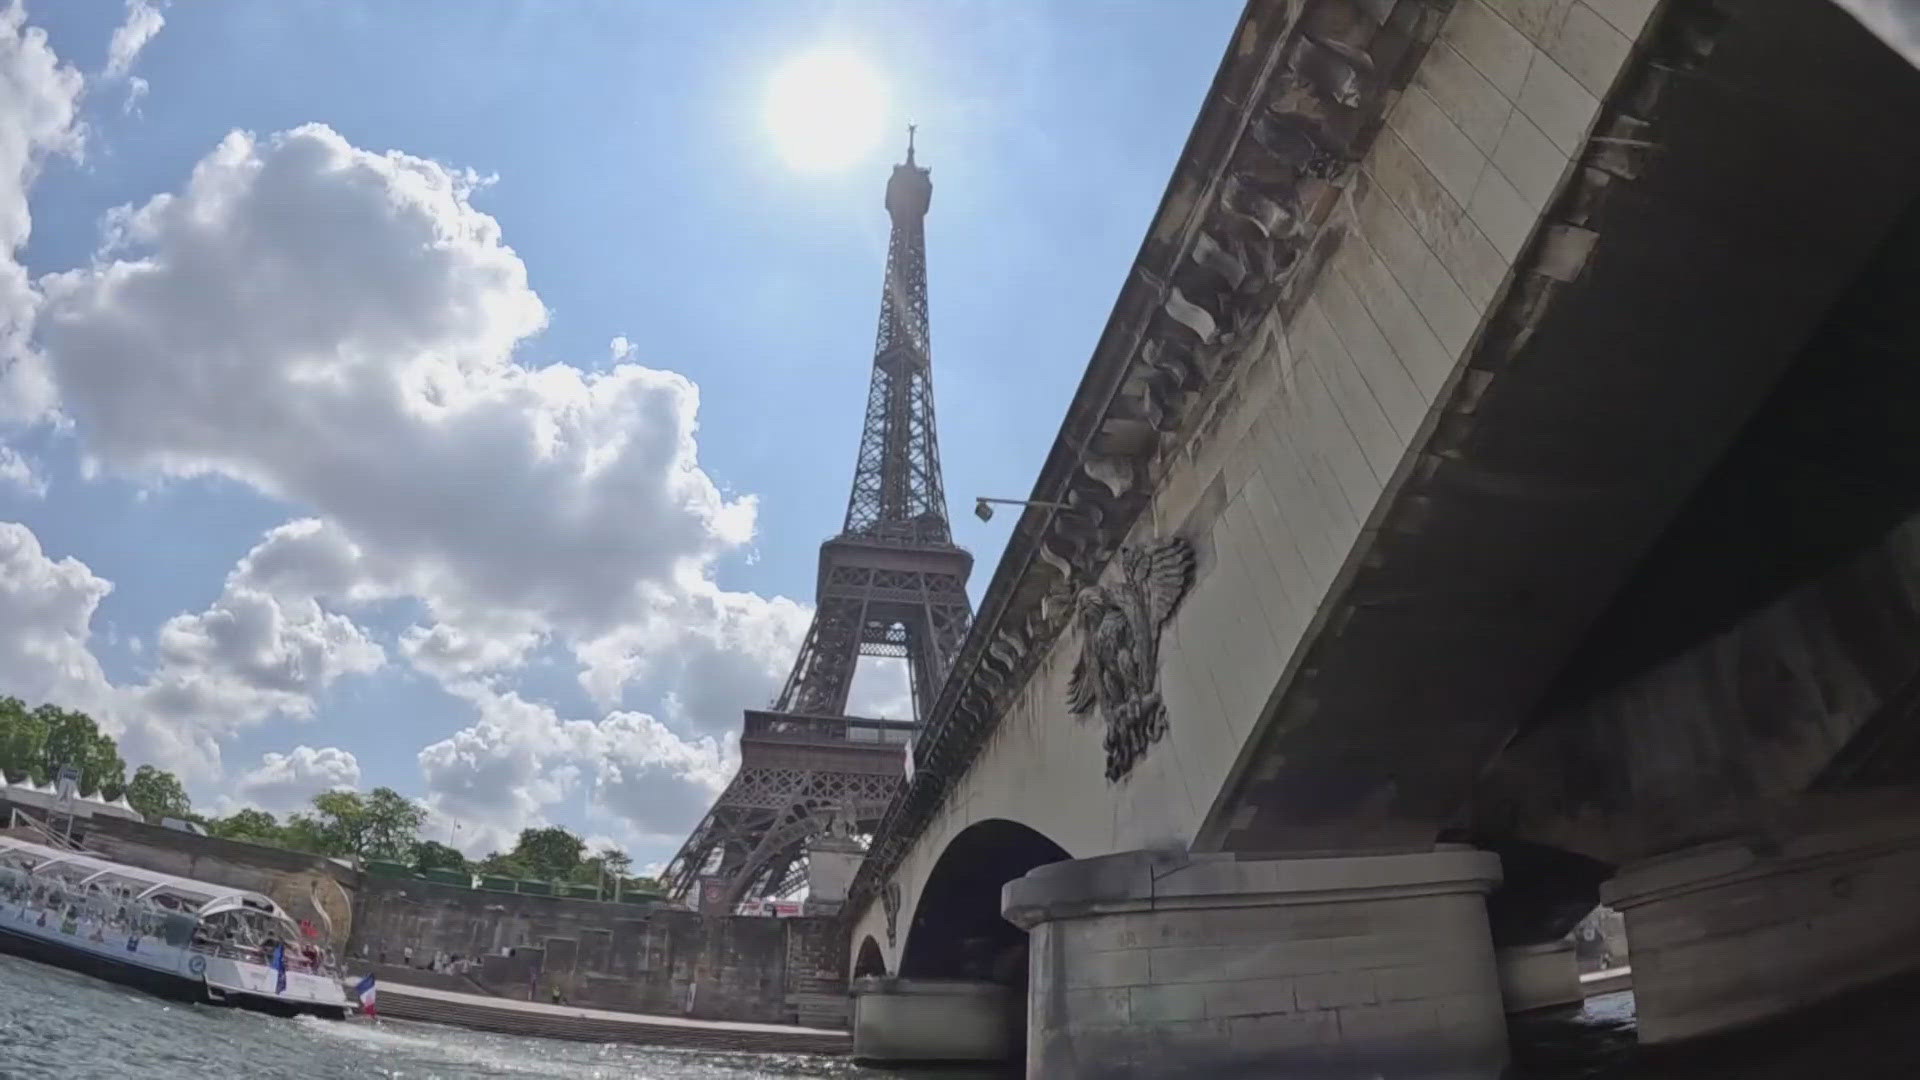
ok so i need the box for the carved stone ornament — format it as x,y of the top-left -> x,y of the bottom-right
1066,537 -> 1198,782
882,880 -> 902,947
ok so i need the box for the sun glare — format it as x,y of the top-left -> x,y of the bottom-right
765,50 -> 888,173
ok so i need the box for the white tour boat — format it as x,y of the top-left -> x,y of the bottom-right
0,835 -> 351,1018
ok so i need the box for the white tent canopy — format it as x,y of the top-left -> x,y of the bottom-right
2,778 -> 144,820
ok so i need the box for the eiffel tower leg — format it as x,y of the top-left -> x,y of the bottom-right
774,595 -> 867,717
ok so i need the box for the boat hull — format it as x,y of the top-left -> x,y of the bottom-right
0,920 -> 348,1020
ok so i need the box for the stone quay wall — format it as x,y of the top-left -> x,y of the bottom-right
349,876 -> 850,1026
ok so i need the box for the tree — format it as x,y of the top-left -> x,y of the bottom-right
518,826 -> 586,880
505,826 -> 585,881
596,846 -> 633,878
124,765 -> 191,821
35,705 -> 124,798
209,808 -> 283,845
474,850 -> 529,879
566,845 -> 635,893
306,786 -> 425,861
363,787 -> 427,861
410,839 -> 469,875
0,697 -> 48,784
309,790 -> 370,857
281,812 -> 332,854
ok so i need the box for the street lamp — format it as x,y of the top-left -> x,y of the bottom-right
973,496 -> 1069,523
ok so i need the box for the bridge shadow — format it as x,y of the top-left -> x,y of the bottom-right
900,819 -> 1070,984
896,818 -> 1070,1068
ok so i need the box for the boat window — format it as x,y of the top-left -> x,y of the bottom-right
160,911 -> 197,948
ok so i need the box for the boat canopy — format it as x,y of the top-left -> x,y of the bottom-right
0,835 -> 292,921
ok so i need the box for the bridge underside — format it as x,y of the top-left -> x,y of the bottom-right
1202,0 -> 1920,865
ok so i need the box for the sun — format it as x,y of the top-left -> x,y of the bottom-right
765,50 -> 889,173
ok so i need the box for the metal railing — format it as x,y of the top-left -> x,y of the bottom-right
8,808 -> 81,851
741,711 -> 914,745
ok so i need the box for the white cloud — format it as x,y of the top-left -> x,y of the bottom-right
104,0 -> 164,79
417,682 -> 733,855
0,521 -> 113,713
0,0 -> 84,422
0,516 -> 386,781
16,117 -> 818,835
0,445 -> 45,495
609,335 -> 633,361
227,745 -> 362,814
34,125 -> 773,722
140,575 -> 385,732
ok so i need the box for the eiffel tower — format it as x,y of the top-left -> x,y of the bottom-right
663,132 -> 973,912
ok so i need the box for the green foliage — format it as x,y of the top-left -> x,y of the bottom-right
208,807 -> 282,844
280,813 -> 333,854
595,846 -> 632,877
474,850 -> 530,879
364,787 -> 427,860
39,704 -> 126,799
510,826 -> 585,881
0,695 -> 490,881
0,697 -> 49,784
475,828 -> 642,893
124,765 -> 191,821
410,839 -> 469,875
199,787 -> 426,864
304,786 -> 427,861
0,697 -> 124,797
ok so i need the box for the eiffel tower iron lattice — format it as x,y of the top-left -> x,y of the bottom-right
663,134 -> 973,912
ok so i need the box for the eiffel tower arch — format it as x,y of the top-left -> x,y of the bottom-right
663,134 -> 973,912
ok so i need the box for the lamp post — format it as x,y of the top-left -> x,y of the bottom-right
973,496 -> 1069,523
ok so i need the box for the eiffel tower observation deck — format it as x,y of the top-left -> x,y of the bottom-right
663,132 -> 973,912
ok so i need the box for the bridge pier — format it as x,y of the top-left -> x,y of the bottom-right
1494,941 -> 1581,1014
849,976 -> 1016,1065
1600,801 -> 1920,1045
1002,846 -> 1506,1079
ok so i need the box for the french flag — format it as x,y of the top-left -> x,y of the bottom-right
354,973 -> 378,1017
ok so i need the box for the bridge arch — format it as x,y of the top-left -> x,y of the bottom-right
853,934 -> 888,978
898,818 -> 1070,981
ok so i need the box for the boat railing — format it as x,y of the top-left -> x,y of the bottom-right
189,938 -> 337,976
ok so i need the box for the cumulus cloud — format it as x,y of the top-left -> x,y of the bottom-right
104,0 -> 164,79
0,519 -> 387,779
0,0 -> 83,421
35,125 -> 771,721
138,571 -> 385,734
417,682 -> 732,856
12,99 -> 824,838
228,745 -> 362,814
0,521 -> 114,713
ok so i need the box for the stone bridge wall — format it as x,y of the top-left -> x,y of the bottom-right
349,876 -> 848,1026
852,0 -> 1639,973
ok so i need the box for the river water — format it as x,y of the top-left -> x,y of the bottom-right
2,951 -> 1917,1079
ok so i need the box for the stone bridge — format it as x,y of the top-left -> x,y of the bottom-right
841,0 -> 1920,1075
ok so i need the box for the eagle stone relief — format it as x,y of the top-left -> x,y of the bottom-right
1065,537 -> 1197,782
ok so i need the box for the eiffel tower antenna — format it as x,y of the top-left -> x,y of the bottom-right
663,135 -> 974,912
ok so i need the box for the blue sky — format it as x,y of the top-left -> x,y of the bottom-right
0,0 -> 1238,867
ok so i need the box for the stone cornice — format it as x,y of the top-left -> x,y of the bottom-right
846,0 -> 1453,917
